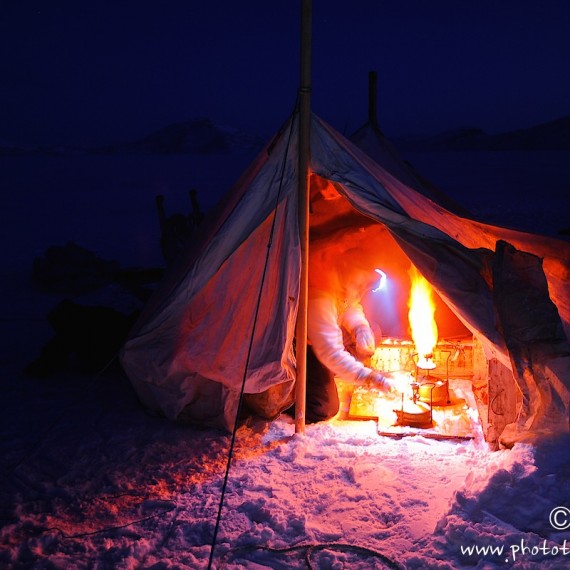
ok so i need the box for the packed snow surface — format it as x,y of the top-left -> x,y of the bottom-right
2,364 -> 570,570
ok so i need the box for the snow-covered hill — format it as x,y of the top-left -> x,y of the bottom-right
1,119 -> 265,157
397,115 -> 570,151
96,119 -> 265,156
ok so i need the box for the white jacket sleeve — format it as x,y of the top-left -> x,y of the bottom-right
341,304 -> 370,333
307,295 -> 372,385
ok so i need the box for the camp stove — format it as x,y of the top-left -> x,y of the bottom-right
395,352 -> 451,428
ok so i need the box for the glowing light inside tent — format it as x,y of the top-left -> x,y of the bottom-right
408,266 -> 438,369
372,269 -> 387,292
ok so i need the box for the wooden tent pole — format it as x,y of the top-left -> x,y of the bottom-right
295,0 -> 312,434
368,70 -> 378,129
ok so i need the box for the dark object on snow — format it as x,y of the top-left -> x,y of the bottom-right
114,266 -> 165,302
189,188 -> 204,226
31,242 -> 163,301
155,190 -> 204,265
25,300 -> 140,377
31,241 -> 119,294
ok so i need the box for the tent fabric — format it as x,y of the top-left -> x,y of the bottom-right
122,117 -> 301,429
349,122 -> 470,216
121,112 -> 570,441
314,118 -> 570,343
492,240 -> 570,439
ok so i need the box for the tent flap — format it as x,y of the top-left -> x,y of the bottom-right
493,240 -> 570,442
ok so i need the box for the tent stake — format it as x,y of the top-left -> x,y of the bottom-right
295,0 -> 312,434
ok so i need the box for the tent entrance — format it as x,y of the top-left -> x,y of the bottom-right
308,175 -> 490,441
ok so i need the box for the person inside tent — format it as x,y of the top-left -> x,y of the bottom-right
304,233 -> 400,423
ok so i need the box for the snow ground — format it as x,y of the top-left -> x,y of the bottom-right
1,149 -> 570,569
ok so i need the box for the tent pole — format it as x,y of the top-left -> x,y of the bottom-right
295,0 -> 312,435
368,70 -> 379,129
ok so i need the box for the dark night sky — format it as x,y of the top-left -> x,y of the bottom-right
2,0 -> 570,147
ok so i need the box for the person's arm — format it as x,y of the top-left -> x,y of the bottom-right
341,303 -> 375,358
307,296 -> 397,393
307,296 -> 372,385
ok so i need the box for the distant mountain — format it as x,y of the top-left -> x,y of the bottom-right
490,116 -> 570,150
397,115 -> 570,151
4,114 -> 569,156
0,140 -> 41,156
97,118 -> 264,155
0,119 -> 264,156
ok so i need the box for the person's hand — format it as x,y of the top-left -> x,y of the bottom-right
354,325 -> 375,358
366,371 -> 399,394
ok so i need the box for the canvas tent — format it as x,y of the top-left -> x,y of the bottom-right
121,112 -> 570,446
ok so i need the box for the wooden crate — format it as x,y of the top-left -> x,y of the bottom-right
370,337 -> 474,378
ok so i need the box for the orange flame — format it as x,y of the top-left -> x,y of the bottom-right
408,265 -> 438,369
